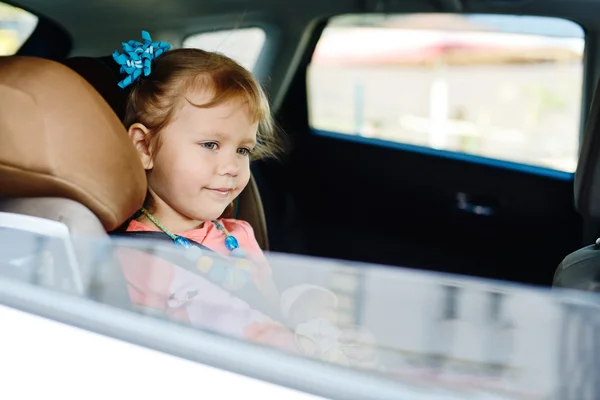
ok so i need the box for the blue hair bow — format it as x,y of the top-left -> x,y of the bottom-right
112,30 -> 171,89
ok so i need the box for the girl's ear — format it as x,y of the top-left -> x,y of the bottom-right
128,123 -> 154,170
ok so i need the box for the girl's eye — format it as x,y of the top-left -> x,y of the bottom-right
237,147 -> 252,157
201,142 -> 218,150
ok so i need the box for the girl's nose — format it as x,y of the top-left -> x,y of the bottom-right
218,152 -> 240,177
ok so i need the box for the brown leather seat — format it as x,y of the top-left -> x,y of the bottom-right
60,56 -> 269,249
0,56 -> 146,230
0,55 -> 147,304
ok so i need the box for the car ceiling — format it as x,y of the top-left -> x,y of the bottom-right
11,0 -> 600,110
10,0 -> 600,109
13,0 -> 600,52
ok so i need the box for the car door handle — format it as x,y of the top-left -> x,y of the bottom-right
455,192 -> 496,216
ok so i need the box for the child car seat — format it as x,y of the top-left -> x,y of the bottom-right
0,55 -> 147,304
60,56 -> 269,250
554,76 -> 600,290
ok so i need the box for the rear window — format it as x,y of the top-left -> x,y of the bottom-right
0,2 -> 37,55
183,27 -> 266,72
307,14 -> 585,173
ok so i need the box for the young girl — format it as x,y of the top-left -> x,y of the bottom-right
114,31 -> 377,367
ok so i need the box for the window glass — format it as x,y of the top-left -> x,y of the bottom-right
0,226 -> 597,398
183,27 -> 266,72
0,3 -> 37,55
308,14 -> 585,172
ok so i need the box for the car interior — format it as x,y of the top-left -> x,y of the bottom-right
0,54 -> 280,315
3,0 -> 600,295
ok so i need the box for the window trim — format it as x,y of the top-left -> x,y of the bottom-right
313,128 -> 574,180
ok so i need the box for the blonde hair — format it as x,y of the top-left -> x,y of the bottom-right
122,48 -> 282,223
124,48 -> 282,161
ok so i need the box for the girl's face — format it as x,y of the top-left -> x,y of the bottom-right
132,90 -> 258,228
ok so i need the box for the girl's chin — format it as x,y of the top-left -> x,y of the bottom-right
186,209 -> 230,222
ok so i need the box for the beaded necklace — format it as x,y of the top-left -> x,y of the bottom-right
139,207 -> 246,258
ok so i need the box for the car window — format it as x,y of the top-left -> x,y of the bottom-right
0,227 -> 599,398
0,2 -> 38,55
182,27 -> 266,72
308,14 -> 585,173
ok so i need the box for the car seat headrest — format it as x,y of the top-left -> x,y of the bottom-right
0,56 -> 147,231
61,56 -> 128,121
575,77 -> 600,220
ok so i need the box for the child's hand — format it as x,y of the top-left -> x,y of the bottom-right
243,320 -> 380,371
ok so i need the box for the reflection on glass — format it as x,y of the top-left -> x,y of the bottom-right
2,227 -> 600,398
442,284 -> 460,320
558,302 -> 600,399
308,13 -> 585,172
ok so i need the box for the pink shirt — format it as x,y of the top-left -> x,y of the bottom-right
127,219 -> 267,263
116,218 -> 280,341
